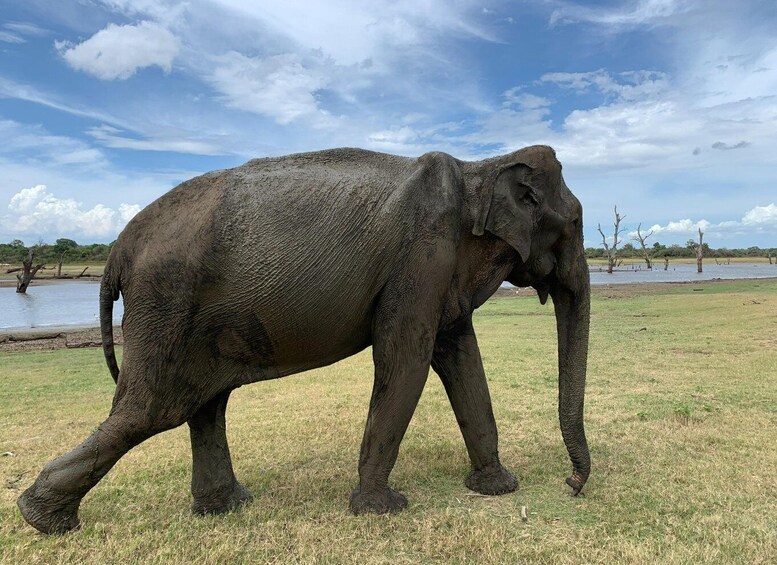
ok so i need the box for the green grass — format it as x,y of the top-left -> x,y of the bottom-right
1,280 -> 776,563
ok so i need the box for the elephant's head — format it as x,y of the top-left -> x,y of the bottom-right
470,145 -> 591,495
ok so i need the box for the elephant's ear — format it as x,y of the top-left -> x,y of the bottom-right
472,162 -> 537,262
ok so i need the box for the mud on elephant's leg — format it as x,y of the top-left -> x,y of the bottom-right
188,390 -> 252,515
432,317 -> 518,496
17,408 -> 160,535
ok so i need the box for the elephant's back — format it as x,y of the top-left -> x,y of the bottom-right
221,148 -> 416,212
213,148 -> 420,281
109,170 -> 228,293
110,148 -> 430,378
202,150 -> 420,371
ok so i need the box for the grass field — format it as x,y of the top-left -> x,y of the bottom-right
1,280 -> 776,563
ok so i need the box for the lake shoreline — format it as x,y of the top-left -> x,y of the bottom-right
0,325 -> 122,352
495,275 -> 777,298
0,276 -> 102,288
3,277 -> 776,351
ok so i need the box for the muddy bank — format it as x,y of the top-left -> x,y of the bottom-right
0,326 -> 122,353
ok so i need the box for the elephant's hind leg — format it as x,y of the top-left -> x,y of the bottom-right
17,404 -> 172,535
188,390 -> 252,515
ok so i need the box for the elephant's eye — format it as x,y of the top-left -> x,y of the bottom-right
521,189 -> 539,206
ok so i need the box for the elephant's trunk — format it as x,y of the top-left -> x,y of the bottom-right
550,247 -> 591,495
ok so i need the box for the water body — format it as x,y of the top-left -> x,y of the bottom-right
0,281 -> 124,331
1,263 -> 775,331
588,261 -> 777,285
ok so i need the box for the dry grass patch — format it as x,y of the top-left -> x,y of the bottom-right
1,279 -> 776,563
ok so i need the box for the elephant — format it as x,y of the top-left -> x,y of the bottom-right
17,145 -> 590,534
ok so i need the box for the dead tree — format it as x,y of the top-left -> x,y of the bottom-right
695,228 -> 704,273
664,255 -> 669,271
597,205 -> 626,274
56,250 -> 66,278
15,250 -> 45,293
633,223 -> 654,269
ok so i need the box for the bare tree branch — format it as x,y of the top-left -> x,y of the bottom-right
15,249 -> 45,293
696,228 -> 704,273
633,223 -> 654,269
599,205 -> 625,274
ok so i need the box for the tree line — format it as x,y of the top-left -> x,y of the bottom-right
2,236 -> 775,267
0,239 -> 114,265
585,242 -> 777,260
1,239 -> 114,293
589,205 -> 776,274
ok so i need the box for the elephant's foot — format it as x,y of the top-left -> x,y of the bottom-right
349,485 -> 408,515
192,480 -> 253,516
17,483 -> 81,535
465,464 -> 518,495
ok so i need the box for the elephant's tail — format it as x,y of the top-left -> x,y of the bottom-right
100,265 -> 121,384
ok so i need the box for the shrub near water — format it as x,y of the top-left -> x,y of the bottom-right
1,279 -> 776,563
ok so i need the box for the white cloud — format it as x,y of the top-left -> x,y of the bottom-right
0,31 -> 24,43
366,126 -> 423,153
4,185 -> 140,238
463,71 -> 690,167
8,186 -> 47,215
56,21 -> 179,80
87,125 -> 229,155
634,204 -> 777,240
550,0 -> 691,27
208,0 -> 493,67
643,218 -> 711,236
742,203 -> 777,225
96,1 -> 189,26
0,77 -> 133,129
0,21 -> 47,43
541,69 -> 670,101
0,119 -> 186,242
4,22 -> 48,36
462,64 -> 777,174
502,89 -> 551,110
368,127 -> 418,145
206,52 -> 330,125
686,46 -> 777,109
0,118 -> 108,168
118,202 -> 141,224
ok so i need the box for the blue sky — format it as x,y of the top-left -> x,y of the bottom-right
1,0 -> 776,248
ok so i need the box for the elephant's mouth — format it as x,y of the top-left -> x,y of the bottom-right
507,252 -> 556,288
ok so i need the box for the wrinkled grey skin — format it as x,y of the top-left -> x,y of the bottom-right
18,145 -> 590,534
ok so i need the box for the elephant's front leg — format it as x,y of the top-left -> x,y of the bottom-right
188,390 -> 253,515
349,315 -> 438,514
431,317 -> 518,495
